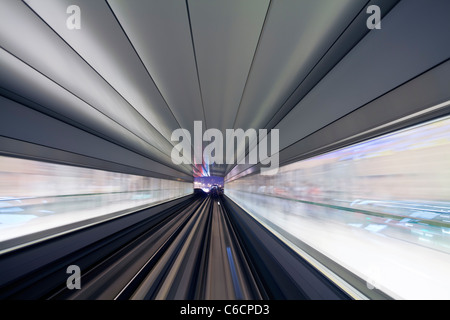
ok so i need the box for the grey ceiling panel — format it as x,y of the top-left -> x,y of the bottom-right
188,0 -> 270,132
24,0 -> 186,151
0,0 -> 187,167
233,0 -> 366,132
275,0 -> 450,151
106,0 -> 205,147
224,0 -> 368,175
263,0 -> 401,131
0,48 -> 192,176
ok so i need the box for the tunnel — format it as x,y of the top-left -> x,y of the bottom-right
0,0 -> 450,306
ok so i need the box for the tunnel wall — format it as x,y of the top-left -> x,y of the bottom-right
225,114 -> 450,299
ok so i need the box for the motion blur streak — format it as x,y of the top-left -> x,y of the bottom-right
226,115 -> 450,300
0,157 -> 192,246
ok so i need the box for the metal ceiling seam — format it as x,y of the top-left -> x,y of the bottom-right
188,0 -> 272,174
21,0 -> 191,168
185,0 -> 211,176
104,0 -> 197,163
185,0 -> 208,132
260,0 -> 373,131
229,0 -> 273,132
219,0 -> 272,176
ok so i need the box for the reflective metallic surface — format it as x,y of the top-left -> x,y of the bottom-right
0,0 -> 450,302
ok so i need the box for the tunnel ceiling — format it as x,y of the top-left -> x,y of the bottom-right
1,0 -> 449,181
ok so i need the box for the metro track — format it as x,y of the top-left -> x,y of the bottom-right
0,192 -> 351,300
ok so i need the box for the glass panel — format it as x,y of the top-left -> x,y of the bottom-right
0,156 -> 192,245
